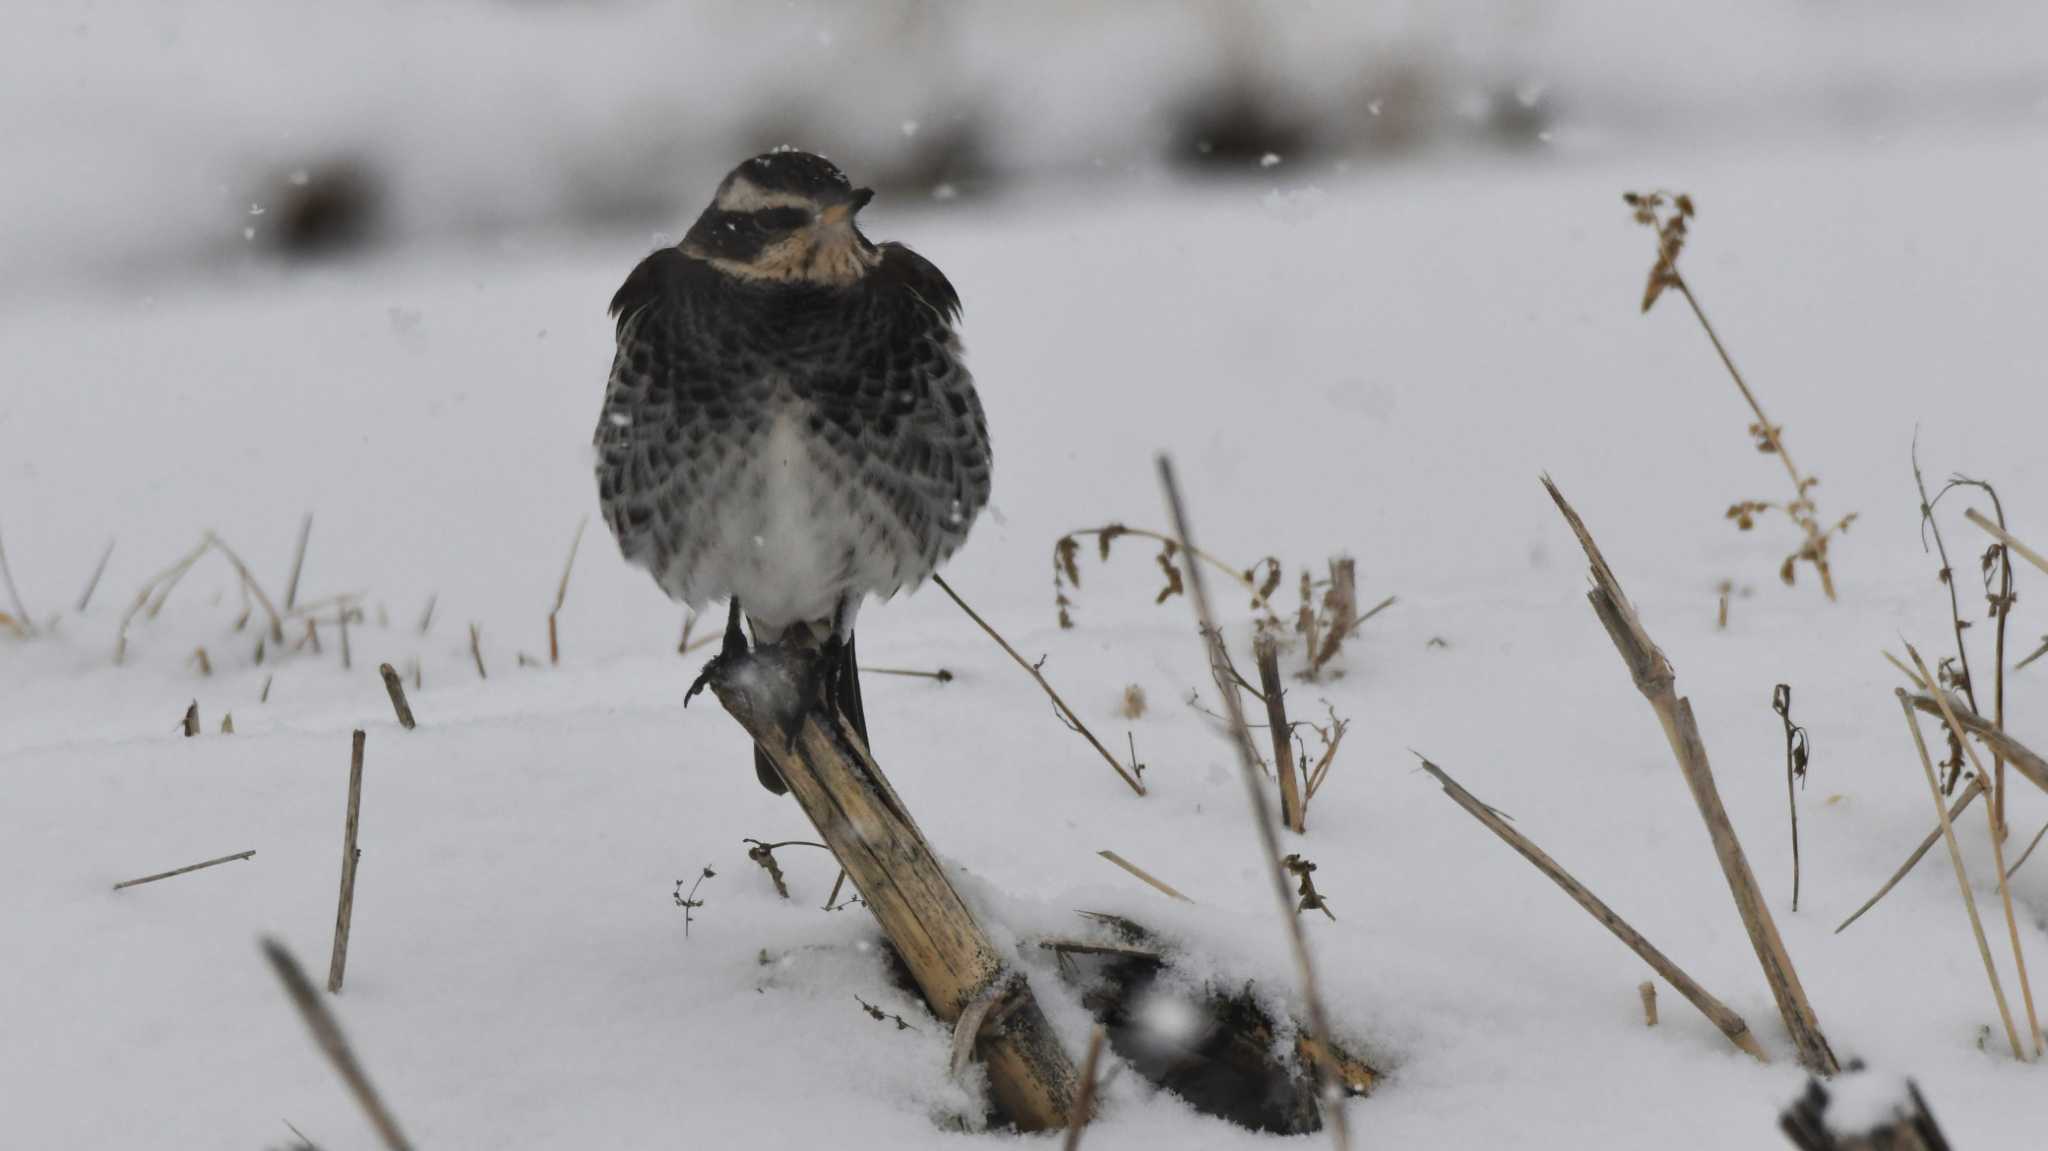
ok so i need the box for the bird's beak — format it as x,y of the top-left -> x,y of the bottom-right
819,187 -> 874,226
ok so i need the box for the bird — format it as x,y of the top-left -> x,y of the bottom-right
594,149 -> 991,794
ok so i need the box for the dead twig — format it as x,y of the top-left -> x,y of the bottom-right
416,594 -> 436,636
674,866 -> 714,937
1255,634 -> 1305,832
741,838 -> 825,899
1159,455 -> 1349,1148
1894,689 -> 2027,1061
1773,684 -> 1809,911
1096,850 -> 1192,903
1062,1026 -> 1108,1151
112,849 -> 255,891
260,938 -> 414,1151
377,663 -> 416,730
1053,522 -> 1280,629
931,573 -> 1144,795
1545,475 -> 1836,1073
468,623 -> 487,680
1416,755 -> 1768,1061
328,731 -> 366,995
862,665 -> 955,682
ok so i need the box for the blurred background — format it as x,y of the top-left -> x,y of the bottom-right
8,0 -> 2046,296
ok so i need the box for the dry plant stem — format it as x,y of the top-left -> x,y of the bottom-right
1966,508 -> 2048,576
260,939 -> 413,1151
549,516 -> 587,666
1834,775 -> 1985,934
1158,456 -> 1349,1149
284,514 -> 312,612
1254,634 -> 1306,833
1902,695 -> 2048,797
0,524 -> 35,636
377,663 -> 416,730
77,539 -> 114,612
1639,982 -> 1658,1027
862,665 -> 954,682
702,647 -> 1077,1130
1062,1026 -> 1108,1151
112,849 -> 255,891
328,731 -> 366,995
416,594 -> 436,635
929,572 -> 1144,795
468,623 -> 486,680
1905,648 -> 2043,1056
1417,756 -> 1767,1061
1894,690 -> 2026,1061
1066,524 -> 1264,597
1545,476 -> 1837,1073
1096,850 -> 1193,903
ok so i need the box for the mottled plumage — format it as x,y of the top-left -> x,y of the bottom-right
594,151 -> 991,790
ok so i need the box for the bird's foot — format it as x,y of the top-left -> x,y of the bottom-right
685,599 -> 751,707
776,636 -> 848,747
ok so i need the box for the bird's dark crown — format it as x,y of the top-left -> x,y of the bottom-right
727,149 -> 854,201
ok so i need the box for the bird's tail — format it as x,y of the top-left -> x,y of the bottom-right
752,631 -> 866,795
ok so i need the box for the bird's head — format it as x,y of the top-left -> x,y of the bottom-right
681,150 -> 880,286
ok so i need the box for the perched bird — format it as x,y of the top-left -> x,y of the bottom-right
595,150 -> 991,793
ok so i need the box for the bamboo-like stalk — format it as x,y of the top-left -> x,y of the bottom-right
328,731 -> 366,995
1159,456 -> 1349,1149
1097,850 -> 1194,903
261,938 -> 413,1150
112,849 -> 255,891
701,643 -> 1077,1130
1894,690 -> 2025,1060
1905,648 -> 2041,1057
930,572 -> 1144,795
1417,756 -> 1767,1061
1545,476 -> 1837,1073
1255,633 -> 1306,832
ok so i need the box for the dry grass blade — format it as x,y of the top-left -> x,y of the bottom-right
1096,850 -> 1193,903
1893,690 -> 2026,1061
77,538 -> 114,613
1417,755 -> 1767,1061
284,514 -> 312,612
548,516 -> 587,666
1966,508 -> 2048,576
1544,475 -> 1837,1074
2009,819 -> 2048,880
930,572 -> 1144,795
1062,1026 -> 1108,1151
112,849 -> 255,891
1905,647 -> 2042,1056
468,622 -> 487,680
1158,455 -> 1349,1149
260,938 -> 413,1151
0,523 -> 37,637
1834,775 -> 1986,935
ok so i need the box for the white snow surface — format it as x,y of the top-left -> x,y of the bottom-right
6,127 -> 2048,1147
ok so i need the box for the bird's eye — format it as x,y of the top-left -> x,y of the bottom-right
752,207 -> 810,233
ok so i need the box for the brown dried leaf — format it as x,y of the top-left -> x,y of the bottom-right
1055,536 -> 1081,588
1097,523 -> 1127,562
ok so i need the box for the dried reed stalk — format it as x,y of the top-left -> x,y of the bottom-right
1096,850 -> 1193,903
328,731 -> 366,995
1905,648 -> 2042,1056
549,516 -> 587,666
1159,455 -> 1349,1149
112,849 -> 255,891
1640,982 -> 1659,1027
261,938 -> 413,1150
468,623 -> 486,680
930,573 -> 1144,795
1894,690 -> 2026,1060
1545,475 -> 1837,1073
1418,756 -> 1766,1061
1254,633 -> 1306,832
377,663 -> 416,730
1966,508 -> 2048,576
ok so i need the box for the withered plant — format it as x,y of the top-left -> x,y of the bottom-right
1626,191 -> 1855,598
1053,522 -> 1281,629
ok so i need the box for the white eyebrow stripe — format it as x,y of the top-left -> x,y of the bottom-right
715,175 -> 817,213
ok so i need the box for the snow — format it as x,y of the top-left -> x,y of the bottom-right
6,54 -> 2048,1151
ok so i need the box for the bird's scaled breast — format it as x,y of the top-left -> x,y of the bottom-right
664,409 -> 914,630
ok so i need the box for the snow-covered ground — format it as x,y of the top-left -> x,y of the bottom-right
7,120 -> 2048,1145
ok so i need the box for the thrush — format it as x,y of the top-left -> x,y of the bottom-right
595,150 -> 991,792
